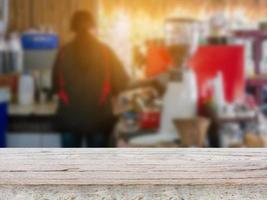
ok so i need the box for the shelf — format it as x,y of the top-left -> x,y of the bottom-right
235,30 -> 267,39
247,76 -> 267,86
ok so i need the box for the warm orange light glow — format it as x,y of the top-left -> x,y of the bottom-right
99,0 -> 267,38
113,11 -> 131,38
98,0 -> 267,73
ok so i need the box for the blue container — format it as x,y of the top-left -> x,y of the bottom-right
0,102 -> 7,148
21,33 -> 59,50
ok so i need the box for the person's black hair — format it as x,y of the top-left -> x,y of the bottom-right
71,10 -> 95,33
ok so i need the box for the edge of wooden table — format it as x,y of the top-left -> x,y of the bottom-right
0,148 -> 267,186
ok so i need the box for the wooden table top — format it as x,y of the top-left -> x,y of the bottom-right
0,149 -> 267,186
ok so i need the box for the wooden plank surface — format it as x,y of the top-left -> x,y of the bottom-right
0,149 -> 267,186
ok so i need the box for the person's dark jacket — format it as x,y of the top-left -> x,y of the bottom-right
53,34 -> 129,132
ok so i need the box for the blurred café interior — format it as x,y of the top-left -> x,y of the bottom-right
2,0 -> 267,148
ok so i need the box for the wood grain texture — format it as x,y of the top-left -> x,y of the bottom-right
0,149 -> 267,186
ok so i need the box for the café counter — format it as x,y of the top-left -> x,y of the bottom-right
8,103 -> 57,132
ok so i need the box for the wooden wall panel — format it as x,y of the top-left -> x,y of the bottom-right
8,0 -> 98,42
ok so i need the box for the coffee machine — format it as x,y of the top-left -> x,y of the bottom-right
157,18 -> 200,142
22,33 -> 59,97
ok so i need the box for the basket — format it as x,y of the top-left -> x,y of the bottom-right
174,117 -> 210,147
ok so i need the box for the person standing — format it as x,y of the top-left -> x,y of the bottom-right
53,10 -> 129,147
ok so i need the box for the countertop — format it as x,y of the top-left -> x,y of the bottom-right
8,103 -> 57,116
7,103 -> 58,133
0,149 -> 267,199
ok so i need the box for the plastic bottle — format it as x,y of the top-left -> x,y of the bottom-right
213,72 -> 225,116
0,35 -> 8,74
18,72 -> 35,106
7,33 -> 23,73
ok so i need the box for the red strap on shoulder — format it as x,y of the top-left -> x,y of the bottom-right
57,48 -> 70,106
99,47 -> 112,106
